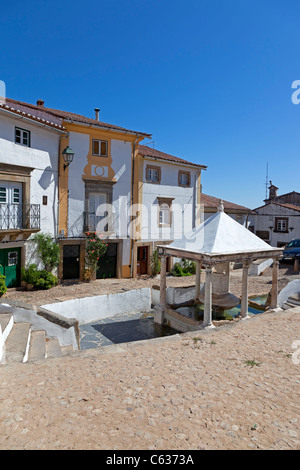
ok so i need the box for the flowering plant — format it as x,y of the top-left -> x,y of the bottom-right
84,232 -> 108,281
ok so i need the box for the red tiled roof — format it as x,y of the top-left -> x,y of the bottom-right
253,201 -> 300,212
138,145 -> 207,169
5,98 -> 151,137
0,100 -> 66,131
201,193 -> 250,212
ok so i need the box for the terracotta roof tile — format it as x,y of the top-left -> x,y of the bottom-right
5,98 -> 151,137
201,193 -> 250,212
138,145 -> 207,168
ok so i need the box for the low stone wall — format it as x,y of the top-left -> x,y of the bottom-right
42,288 -> 152,325
249,258 -> 273,276
152,285 -> 199,306
0,300 -> 80,350
278,279 -> 300,308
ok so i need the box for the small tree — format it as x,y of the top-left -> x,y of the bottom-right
32,233 -> 60,272
150,249 -> 161,276
84,233 -> 108,281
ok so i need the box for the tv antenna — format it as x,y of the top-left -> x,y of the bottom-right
265,162 -> 269,200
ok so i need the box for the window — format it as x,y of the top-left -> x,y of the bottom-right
13,188 -> 20,204
92,139 -> 108,157
275,218 -> 288,233
0,187 -> 7,203
15,127 -> 30,147
146,165 -> 161,183
178,170 -> 190,187
157,197 -> 174,228
159,203 -> 171,225
8,251 -> 18,266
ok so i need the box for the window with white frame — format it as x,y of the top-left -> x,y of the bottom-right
15,127 -> 30,147
178,170 -> 190,187
275,217 -> 288,232
157,197 -> 173,227
159,203 -> 170,225
146,165 -> 161,183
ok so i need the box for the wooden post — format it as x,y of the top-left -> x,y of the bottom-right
270,258 -> 279,309
241,260 -> 251,319
195,261 -> 202,300
160,254 -> 167,306
203,266 -> 214,328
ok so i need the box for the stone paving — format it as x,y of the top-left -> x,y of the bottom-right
0,307 -> 299,450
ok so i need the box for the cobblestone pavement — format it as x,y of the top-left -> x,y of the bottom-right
0,307 -> 299,450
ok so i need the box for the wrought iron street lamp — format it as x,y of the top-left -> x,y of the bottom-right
62,146 -> 75,170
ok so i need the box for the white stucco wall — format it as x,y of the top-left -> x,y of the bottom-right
42,288 -> 152,324
0,112 -> 60,238
141,160 -> 200,242
249,203 -> 300,247
67,131 -> 133,266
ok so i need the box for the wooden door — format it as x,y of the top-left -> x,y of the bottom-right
137,246 -> 148,275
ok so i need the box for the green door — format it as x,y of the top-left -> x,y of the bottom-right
0,247 -> 21,287
96,243 -> 117,279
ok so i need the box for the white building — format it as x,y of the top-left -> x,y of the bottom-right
249,183 -> 300,247
132,145 -> 206,276
0,100 -> 66,287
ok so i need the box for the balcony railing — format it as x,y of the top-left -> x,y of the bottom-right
83,211 -> 115,233
0,204 -> 40,231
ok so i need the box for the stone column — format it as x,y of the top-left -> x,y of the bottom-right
241,260 -> 251,319
270,258 -> 279,309
160,254 -> 167,307
195,261 -> 202,300
203,266 -> 215,328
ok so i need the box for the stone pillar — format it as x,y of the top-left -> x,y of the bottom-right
160,254 -> 167,306
241,260 -> 251,319
195,261 -> 202,300
203,266 -> 215,328
270,258 -> 279,309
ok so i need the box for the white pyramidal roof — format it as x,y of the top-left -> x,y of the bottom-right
169,202 -> 275,255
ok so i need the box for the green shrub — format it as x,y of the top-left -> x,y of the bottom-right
32,233 -> 59,272
151,249 -> 161,276
33,270 -> 58,290
0,274 -> 7,297
21,264 -> 58,290
171,259 -> 196,277
21,264 -> 39,285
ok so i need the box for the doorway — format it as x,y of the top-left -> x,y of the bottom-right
96,243 -> 117,279
0,247 -> 21,287
137,246 -> 148,275
63,244 -> 80,280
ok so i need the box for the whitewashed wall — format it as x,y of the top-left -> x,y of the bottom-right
67,132 -> 133,265
0,113 -> 60,237
249,203 -> 300,247
141,160 -> 200,241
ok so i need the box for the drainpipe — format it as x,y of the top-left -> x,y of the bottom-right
130,136 -> 139,278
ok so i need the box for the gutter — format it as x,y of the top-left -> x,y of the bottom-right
64,119 -> 151,139
0,106 -> 67,134
141,154 -> 207,170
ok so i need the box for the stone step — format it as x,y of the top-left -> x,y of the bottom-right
0,314 -> 14,341
46,338 -> 63,359
5,322 -> 31,364
28,330 -> 46,362
282,301 -> 296,310
287,295 -> 300,306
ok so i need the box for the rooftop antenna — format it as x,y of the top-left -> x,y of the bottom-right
265,162 -> 269,200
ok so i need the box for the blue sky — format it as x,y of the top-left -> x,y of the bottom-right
0,0 -> 299,209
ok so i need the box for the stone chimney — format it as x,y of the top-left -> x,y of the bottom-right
268,181 -> 278,200
36,99 -> 44,107
94,108 -> 100,121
